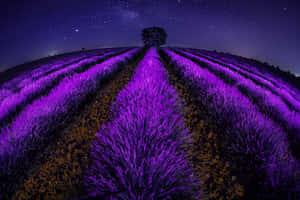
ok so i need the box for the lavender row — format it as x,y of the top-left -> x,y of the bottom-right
198,49 -> 300,102
85,47 -> 198,200
0,49 -> 128,106
173,48 -> 300,159
28,49 -> 114,83
162,48 -> 298,192
0,48 -> 141,196
1,51 -> 95,91
183,48 -> 300,113
0,48 -> 113,94
195,48 -> 300,108
29,53 -> 95,82
171,48 -> 300,156
0,48 -> 130,128
29,48 -> 130,83
196,49 -> 286,90
0,89 -> 13,106
0,49 -> 107,105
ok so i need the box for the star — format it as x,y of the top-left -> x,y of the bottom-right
283,7 -> 288,11
121,9 -> 139,20
103,20 -> 112,24
75,28 -> 79,32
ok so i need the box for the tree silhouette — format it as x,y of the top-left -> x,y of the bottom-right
141,27 -> 167,47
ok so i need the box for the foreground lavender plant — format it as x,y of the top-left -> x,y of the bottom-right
85,47 -> 199,200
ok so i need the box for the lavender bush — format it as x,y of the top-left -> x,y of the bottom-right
85,47 -> 199,200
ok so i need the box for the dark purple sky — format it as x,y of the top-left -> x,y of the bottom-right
1,0 -> 300,75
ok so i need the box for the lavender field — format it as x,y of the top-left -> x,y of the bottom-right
0,46 -> 299,200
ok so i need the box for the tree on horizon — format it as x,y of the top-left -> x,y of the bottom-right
141,27 -> 167,47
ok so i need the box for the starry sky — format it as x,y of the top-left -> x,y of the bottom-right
1,0 -> 300,75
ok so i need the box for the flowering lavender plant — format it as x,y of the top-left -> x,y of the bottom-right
85,47 -> 199,200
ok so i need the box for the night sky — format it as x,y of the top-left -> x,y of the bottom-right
1,0 -> 300,76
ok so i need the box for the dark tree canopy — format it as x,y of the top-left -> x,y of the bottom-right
141,27 -> 167,47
